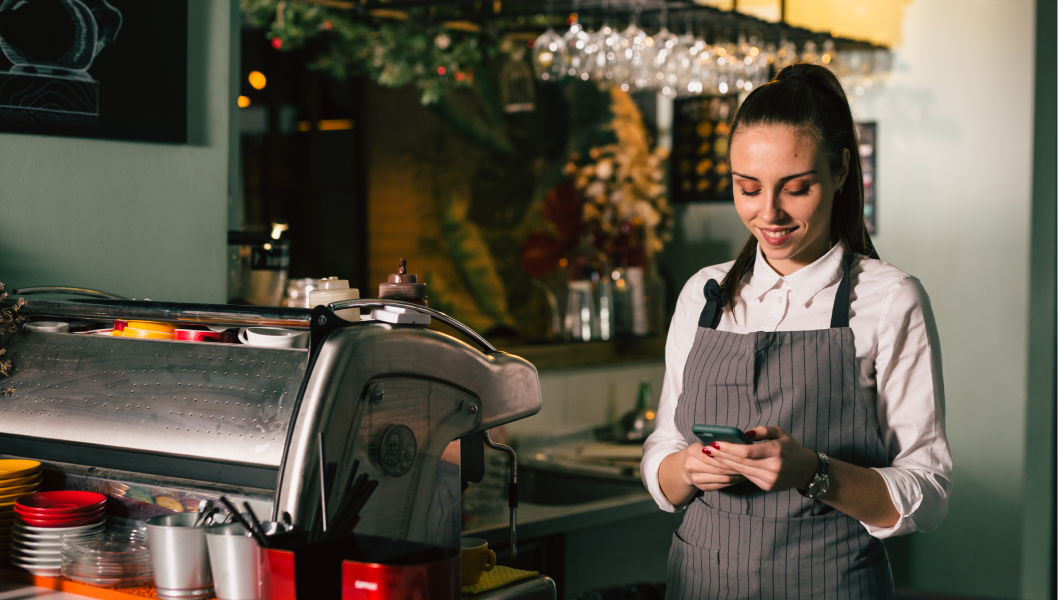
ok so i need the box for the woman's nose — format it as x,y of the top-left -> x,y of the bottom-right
760,190 -> 784,223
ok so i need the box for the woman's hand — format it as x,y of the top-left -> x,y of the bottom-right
704,426 -> 818,492
681,442 -> 747,491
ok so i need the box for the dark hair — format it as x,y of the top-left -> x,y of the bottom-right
720,63 -> 878,308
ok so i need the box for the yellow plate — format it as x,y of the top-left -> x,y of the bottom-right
126,321 -> 177,334
0,490 -> 33,504
0,474 -> 42,488
122,327 -> 174,340
0,461 -> 40,481
0,483 -> 39,497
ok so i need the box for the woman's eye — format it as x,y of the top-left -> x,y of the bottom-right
739,188 -> 761,197
785,186 -> 811,196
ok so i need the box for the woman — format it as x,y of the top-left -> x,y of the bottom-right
641,64 -> 952,600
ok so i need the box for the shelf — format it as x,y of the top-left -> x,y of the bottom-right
497,336 -> 665,371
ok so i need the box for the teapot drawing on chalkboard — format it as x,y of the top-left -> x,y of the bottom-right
0,0 -> 122,80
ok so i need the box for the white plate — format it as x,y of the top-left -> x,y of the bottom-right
10,552 -> 62,567
11,543 -> 62,557
10,537 -> 64,549
13,520 -> 105,534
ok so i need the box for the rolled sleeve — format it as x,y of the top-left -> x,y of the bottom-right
864,277 -> 952,538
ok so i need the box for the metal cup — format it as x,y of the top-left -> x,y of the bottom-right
145,513 -> 214,600
205,522 -> 260,600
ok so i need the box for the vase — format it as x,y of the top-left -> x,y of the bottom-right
563,238 -> 616,342
612,263 -> 665,337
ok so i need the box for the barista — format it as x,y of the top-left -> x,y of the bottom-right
641,64 -> 952,599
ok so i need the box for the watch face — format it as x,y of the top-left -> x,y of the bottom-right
807,475 -> 829,499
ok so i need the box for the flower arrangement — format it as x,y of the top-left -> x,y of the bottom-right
521,88 -> 672,279
0,282 -> 25,395
564,88 -> 673,265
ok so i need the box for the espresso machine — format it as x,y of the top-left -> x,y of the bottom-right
0,292 -> 539,584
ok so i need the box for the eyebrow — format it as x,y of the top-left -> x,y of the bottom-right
731,170 -> 817,182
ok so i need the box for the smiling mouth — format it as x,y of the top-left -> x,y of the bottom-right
760,227 -> 798,242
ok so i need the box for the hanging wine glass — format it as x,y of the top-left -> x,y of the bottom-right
775,39 -> 798,71
649,8 -> 680,96
563,21 -> 591,79
611,5 -> 651,91
589,22 -> 618,85
712,41 -> 738,95
800,40 -> 819,65
739,35 -> 768,92
666,21 -> 696,97
532,27 -> 568,81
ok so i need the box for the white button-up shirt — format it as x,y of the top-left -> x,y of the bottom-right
641,243 -> 952,538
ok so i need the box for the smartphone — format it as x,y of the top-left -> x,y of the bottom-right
692,424 -> 753,445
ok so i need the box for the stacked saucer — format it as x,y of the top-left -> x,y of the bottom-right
0,460 -> 44,560
11,491 -> 106,576
61,529 -> 153,587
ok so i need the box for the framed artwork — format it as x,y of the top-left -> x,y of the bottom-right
670,95 -> 739,203
856,122 -> 877,234
0,0 -> 187,143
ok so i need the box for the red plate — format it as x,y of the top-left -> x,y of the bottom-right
15,492 -> 106,514
15,504 -> 102,519
17,510 -> 104,528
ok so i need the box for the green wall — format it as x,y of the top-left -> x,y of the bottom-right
0,0 -> 239,304
1019,0 -> 1056,597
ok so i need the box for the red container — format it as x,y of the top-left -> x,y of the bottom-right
174,329 -> 238,343
257,534 -> 459,600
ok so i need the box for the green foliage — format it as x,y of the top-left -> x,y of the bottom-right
241,0 -> 506,105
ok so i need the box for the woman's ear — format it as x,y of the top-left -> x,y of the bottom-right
836,148 -> 851,189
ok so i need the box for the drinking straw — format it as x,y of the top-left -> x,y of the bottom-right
219,496 -> 268,548
242,502 -> 271,549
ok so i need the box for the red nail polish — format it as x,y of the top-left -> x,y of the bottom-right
704,448 -> 712,455
712,442 -> 721,449
745,430 -> 756,439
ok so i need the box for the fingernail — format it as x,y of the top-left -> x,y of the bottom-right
745,430 -> 756,439
712,442 -> 720,449
704,448 -> 712,455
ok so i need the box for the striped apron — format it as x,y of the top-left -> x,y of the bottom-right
666,255 -> 895,600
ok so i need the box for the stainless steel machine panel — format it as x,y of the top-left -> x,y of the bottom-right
0,332 -> 308,467
277,322 -> 542,548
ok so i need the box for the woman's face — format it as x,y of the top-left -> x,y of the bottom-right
730,125 -> 849,276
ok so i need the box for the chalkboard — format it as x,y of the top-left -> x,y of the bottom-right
670,95 -> 740,203
0,0 -> 187,144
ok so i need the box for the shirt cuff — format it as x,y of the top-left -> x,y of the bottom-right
641,444 -> 687,513
862,467 -> 924,538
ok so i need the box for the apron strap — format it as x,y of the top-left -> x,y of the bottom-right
829,253 -> 853,328
698,279 -> 726,329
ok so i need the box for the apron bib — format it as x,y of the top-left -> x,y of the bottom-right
666,256 -> 895,600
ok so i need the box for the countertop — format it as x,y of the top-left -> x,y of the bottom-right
462,492 -> 658,545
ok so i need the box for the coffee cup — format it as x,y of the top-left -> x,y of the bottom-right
460,538 -> 496,586
238,327 -> 309,349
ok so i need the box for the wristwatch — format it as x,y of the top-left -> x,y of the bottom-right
799,452 -> 830,499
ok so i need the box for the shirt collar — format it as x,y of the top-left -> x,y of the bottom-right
744,243 -> 845,306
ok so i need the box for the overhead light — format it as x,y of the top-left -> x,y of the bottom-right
237,95 -> 251,108
248,71 -> 267,90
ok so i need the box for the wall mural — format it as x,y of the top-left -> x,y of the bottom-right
0,0 -> 187,143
